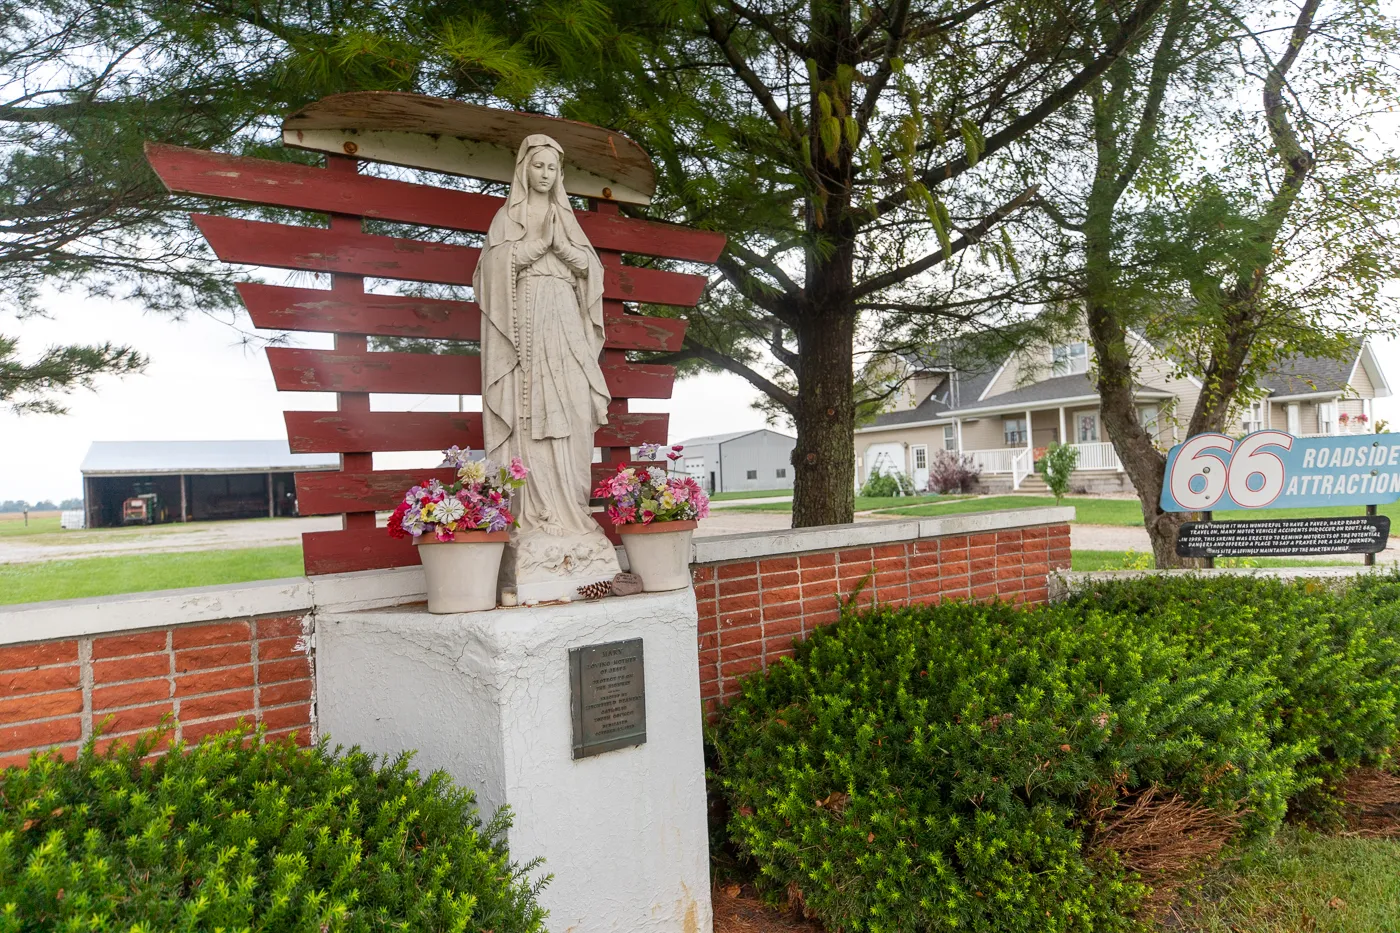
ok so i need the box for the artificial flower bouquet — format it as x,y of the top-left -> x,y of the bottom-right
388,446 -> 529,542
593,443 -> 711,527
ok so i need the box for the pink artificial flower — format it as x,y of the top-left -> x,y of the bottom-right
435,527 -> 455,543
640,509 -> 656,524
508,457 -> 529,480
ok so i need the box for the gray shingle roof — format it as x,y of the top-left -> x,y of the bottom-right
1260,344 -> 1360,396
945,373 -> 1172,414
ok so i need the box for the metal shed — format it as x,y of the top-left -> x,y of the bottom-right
675,429 -> 797,494
79,441 -> 338,528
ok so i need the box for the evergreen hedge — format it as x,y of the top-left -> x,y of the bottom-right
0,729 -> 546,933
710,573 -> 1400,933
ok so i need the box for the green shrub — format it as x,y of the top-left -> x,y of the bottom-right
1039,442 -> 1080,503
0,728 -> 546,933
711,574 -> 1400,932
712,599 -> 1293,933
860,467 -> 904,498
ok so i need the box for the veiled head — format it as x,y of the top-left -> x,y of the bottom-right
525,146 -> 560,195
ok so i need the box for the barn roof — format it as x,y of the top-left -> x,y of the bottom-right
676,429 -> 796,447
81,441 -> 339,477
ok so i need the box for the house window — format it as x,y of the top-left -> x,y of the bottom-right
943,425 -> 957,451
1318,402 -> 1336,435
913,447 -> 928,470
1139,405 -> 1160,440
746,469 -> 758,480
1242,400 -> 1265,434
1003,418 -> 1027,446
1052,341 -> 1089,375
775,468 -> 787,478
1077,413 -> 1099,443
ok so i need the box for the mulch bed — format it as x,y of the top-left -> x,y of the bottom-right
712,883 -> 826,933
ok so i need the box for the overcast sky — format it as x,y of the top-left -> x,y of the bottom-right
2,285 -> 1397,504
0,291 -> 775,504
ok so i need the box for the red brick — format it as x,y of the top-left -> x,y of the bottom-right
1023,526 -> 1049,541
764,616 -> 804,638
181,715 -> 248,744
837,563 -> 874,582
698,633 -> 720,652
799,565 -> 836,584
720,623 -> 762,645
873,556 -> 905,574
256,616 -> 306,638
176,665 -> 255,697
914,539 -> 941,554
802,608 -> 840,628
691,565 -> 715,583
95,703 -> 173,736
264,727 -> 312,747
93,680 -> 170,711
256,636 -> 304,662
0,714 -> 80,750
801,577 -> 839,599
996,565 -> 1023,582
0,640 -> 78,669
996,529 -> 1024,545
94,654 -> 168,684
970,533 -> 997,547
0,745 -> 76,769
719,575 -> 759,597
798,552 -> 836,568
972,583 -> 998,599
173,621 -> 250,650
723,640 -> 763,662
1025,585 -> 1050,604
0,689 -> 82,724
257,657 -> 311,684
971,557 -> 996,574
763,645 -> 796,664
760,570 -> 799,589
972,569 -> 996,586
873,544 -> 906,560
718,561 -> 758,580
261,703 -> 311,731
0,665 -> 79,696
692,580 -> 718,602
939,560 -> 969,578
762,584 -> 802,605
698,649 -> 719,669
720,608 -> 761,628
721,656 -> 763,678
700,679 -> 721,700
941,535 -> 969,551
719,593 -> 760,614
1023,561 -> 1049,577
697,612 -> 718,635
876,585 -> 910,603
942,586 -> 971,601
174,644 -> 251,672
94,732 -> 173,756
838,547 -> 872,564
969,545 -> 995,561
762,600 -> 803,622
910,552 -> 940,569
91,631 -> 166,659
758,556 -> 798,574
1049,548 -> 1072,568
179,691 -> 254,721
910,579 -> 945,599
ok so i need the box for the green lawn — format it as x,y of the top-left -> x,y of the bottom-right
1071,549 -> 1354,572
879,495 -> 1400,526
0,546 -> 304,606
709,488 -> 792,501
1178,828 -> 1400,932
0,515 -> 62,537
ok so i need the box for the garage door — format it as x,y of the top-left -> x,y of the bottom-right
863,443 -> 904,483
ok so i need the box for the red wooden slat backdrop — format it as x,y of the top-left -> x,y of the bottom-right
151,133 -> 723,576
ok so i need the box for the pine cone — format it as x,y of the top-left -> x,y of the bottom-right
576,579 -> 613,601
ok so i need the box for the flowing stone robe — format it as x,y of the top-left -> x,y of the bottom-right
474,134 -> 619,599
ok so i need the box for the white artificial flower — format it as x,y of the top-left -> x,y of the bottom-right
436,496 -> 466,524
458,460 -> 488,484
647,466 -> 667,485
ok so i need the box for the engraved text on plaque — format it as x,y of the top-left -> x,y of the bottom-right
569,638 -> 646,759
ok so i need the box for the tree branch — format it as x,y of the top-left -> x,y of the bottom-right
723,1 -> 809,58
653,338 -> 799,412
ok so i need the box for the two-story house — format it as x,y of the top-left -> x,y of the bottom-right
855,331 -> 1392,494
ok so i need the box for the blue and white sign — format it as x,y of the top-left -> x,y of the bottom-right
1160,431 -> 1400,512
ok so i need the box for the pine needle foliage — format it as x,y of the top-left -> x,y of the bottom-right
0,727 -> 547,933
710,572 -> 1400,932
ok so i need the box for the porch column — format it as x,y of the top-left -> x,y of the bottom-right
1058,407 -> 1067,446
1025,409 -> 1033,452
955,419 -> 964,452
180,475 -> 188,523
268,472 -> 276,518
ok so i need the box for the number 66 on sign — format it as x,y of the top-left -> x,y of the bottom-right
1160,431 -> 1400,512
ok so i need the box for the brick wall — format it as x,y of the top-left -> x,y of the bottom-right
0,613 -> 314,767
692,523 -> 1072,712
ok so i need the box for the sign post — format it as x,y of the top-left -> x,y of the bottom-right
1160,431 -> 1398,561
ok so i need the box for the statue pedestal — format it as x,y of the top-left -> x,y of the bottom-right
500,527 -> 621,603
316,589 -> 712,933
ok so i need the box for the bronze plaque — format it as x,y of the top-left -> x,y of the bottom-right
570,638 -> 646,759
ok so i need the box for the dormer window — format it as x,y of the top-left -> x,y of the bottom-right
1053,341 -> 1088,375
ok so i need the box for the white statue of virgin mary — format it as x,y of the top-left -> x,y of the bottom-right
474,134 -> 620,599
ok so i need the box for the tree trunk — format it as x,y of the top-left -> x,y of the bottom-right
791,304 -> 857,527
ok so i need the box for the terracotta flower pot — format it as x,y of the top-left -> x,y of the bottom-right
414,530 -> 510,613
616,520 -> 697,592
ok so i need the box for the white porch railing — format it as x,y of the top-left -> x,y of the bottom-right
1073,441 -> 1122,471
967,448 -> 1020,474
1011,449 -> 1034,490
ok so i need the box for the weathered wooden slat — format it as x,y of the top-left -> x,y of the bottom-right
283,410 -> 665,454
240,284 -> 479,341
268,348 -> 481,395
241,284 -> 685,352
285,411 -> 484,453
269,348 -> 673,399
149,143 -> 725,262
295,468 -> 458,515
303,527 -> 419,576
195,215 -> 708,307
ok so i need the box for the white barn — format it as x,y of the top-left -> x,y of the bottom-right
674,429 -> 796,494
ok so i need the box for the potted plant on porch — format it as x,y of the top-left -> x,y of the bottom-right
595,443 -> 710,592
388,446 -> 529,613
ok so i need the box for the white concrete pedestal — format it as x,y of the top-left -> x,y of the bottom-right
316,589 -> 712,933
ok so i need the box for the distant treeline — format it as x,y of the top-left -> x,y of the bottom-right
0,499 -> 82,512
